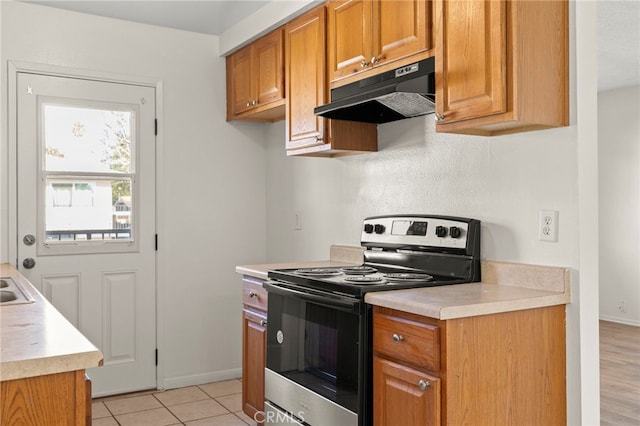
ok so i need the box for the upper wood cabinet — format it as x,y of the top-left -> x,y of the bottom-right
226,28 -> 285,122
435,0 -> 569,136
327,0 -> 432,86
285,5 -> 377,156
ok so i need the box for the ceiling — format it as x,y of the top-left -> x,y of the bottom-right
21,0 -> 640,92
22,0 -> 271,35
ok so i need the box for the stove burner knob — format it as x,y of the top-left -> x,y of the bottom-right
449,226 -> 461,238
374,224 -> 386,234
435,225 -> 447,238
364,224 -> 374,234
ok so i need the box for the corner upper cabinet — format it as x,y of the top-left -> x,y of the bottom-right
434,0 -> 569,136
285,6 -> 377,156
226,28 -> 285,122
327,0 -> 432,86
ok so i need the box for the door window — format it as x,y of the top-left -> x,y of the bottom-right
39,101 -> 139,253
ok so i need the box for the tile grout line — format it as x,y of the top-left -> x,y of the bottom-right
150,392 -> 184,425
94,380 -> 248,426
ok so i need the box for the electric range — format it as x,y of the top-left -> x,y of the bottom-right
263,214 -> 481,426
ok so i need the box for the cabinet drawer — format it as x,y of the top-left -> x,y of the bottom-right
373,311 -> 440,371
242,277 -> 268,312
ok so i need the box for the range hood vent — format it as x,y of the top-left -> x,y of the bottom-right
314,57 -> 436,124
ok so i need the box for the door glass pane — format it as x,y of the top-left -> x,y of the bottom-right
45,178 -> 132,241
43,104 -> 133,173
42,102 -> 135,243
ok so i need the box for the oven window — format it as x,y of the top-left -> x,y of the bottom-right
267,294 -> 360,413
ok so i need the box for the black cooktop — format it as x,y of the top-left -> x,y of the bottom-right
267,265 -> 470,298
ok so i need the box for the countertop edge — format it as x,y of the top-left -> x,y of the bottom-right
0,350 -> 103,381
365,281 -> 571,320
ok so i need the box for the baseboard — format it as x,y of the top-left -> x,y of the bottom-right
161,368 -> 242,390
599,315 -> 640,327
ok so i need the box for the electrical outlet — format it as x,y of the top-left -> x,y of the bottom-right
539,210 -> 559,242
618,300 -> 626,313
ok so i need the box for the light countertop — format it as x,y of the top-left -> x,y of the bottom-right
237,248 -> 570,320
366,261 -> 571,319
0,264 -> 103,381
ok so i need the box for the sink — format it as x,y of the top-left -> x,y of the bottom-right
0,277 -> 35,305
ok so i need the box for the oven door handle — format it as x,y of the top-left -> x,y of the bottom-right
264,281 -> 360,313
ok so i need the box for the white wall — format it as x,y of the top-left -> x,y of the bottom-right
266,119 -> 579,266
599,86 -> 640,325
0,1 -> 268,388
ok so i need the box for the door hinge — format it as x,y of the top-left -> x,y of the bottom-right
155,349 -> 158,366
155,234 -> 158,251
154,119 -> 158,136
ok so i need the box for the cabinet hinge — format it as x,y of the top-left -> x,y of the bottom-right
155,234 -> 158,251
155,349 -> 158,366
154,119 -> 158,136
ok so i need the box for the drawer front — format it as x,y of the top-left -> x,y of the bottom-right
373,312 -> 440,371
242,276 -> 268,312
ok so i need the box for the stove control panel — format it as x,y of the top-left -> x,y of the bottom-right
361,215 -> 472,250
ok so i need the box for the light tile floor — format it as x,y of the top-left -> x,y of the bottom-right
92,379 -> 257,426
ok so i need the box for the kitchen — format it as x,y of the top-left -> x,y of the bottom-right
0,0 -> 637,425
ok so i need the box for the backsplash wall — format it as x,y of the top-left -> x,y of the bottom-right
265,117 -> 579,270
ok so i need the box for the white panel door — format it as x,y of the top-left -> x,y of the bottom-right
16,72 -> 156,397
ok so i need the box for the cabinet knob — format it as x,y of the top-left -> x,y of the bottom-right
360,60 -> 370,68
392,333 -> 404,342
249,291 -> 257,298
252,100 -> 258,106
435,112 -> 445,122
260,319 -> 267,327
418,379 -> 430,390
370,55 -> 385,64
246,101 -> 251,107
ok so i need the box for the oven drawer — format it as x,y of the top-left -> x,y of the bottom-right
243,276 -> 268,312
373,309 -> 440,371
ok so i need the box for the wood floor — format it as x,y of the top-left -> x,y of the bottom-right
600,320 -> 640,425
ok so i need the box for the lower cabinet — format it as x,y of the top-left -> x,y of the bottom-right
373,356 -> 441,426
241,276 -> 268,423
0,370 -> 89,425
373,304 -> 567,425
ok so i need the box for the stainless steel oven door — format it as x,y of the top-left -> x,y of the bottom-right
264,280 -> 360,426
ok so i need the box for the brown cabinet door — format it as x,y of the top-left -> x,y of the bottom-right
435,0 -> 507,123
327,0 -> 373,82
255,29 -> 285,107
373,0 -> 431,66
1,370 -> 88,425
227,44 -> 255,118
242,308 -> 267,420
285,6 -> 328,150
373,356 -> 441,426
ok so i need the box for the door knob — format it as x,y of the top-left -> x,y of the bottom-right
23,258 -> 36,269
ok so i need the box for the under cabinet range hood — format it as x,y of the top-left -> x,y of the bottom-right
314,57 -> 435,124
